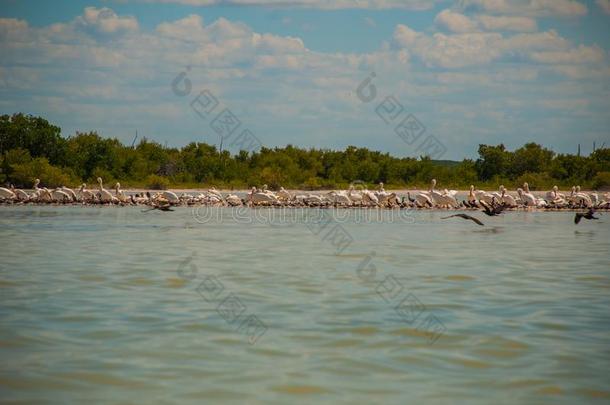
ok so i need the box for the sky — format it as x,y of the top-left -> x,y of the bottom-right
1,0 -> 609,160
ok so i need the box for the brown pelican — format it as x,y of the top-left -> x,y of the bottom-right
575,208 -> 599,224
442,214 -> 484,226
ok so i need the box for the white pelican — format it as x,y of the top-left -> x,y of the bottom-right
248,187 -> 278,205
277,187 -> 292,201
207,187 -> 223,200
517,187 -> 536,207
96,177 -> 115,202
328,190 -> 351,206
474,188 -> 495,205
499,185 -> 517,207
161,190 -> 180,204
545,186 -> 565,202
10,185 -> 29,201
429,179 -> 458,208
568,186 -> 592,207
414,179 -> 435,207
78,184 -> 95,201
347,185 -> 363,204
60,186 -> 77,201
225,194 -> 242,206
0,186 -> 16,200
51,188 -> 71,203
114,183 -> 127,202
362,189 -> 379,205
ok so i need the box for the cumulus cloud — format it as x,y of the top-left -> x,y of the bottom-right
394,23 -> 581,68
143,0 -> 440,9
476,15 -> 537,32
529,45 -> 605,64
459,0 -> 587,17
76,7 -> 139,35
435,9 -> 479,33
435,9 -> 537,33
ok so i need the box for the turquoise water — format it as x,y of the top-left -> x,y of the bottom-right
1,206 -> 609,404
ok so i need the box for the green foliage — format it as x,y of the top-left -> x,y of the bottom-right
592,172 -> 610,189
0,113 -> 608,190
146,174 -> 170,190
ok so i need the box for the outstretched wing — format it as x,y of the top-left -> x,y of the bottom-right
442,214 -> 484,226
574,213 -> 583,224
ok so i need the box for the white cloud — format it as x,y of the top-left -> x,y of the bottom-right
460,0 -> 587,17
143,0 -> 440,9
596,0 -> 610,14
435,9 -> 479,33
394,22 -> 606,69
435,9 -> 537,33
529,45 -> 605,64
76,7 -> 139,34
476,15 -> 537,32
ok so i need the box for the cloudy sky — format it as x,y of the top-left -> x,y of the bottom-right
1,0 -> 609,159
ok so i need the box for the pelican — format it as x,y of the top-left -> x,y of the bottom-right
546,186 -> 565,202
464,185 -> 479,207
114,183 -> 127,202
225,194 -> 242,206
429,179 -> 458,208
474,187 -> 495,205
328,190 -> 351,206
96,177 -> 115,203
60,186 -> 77,201
78,184 -> 95,201
50,188 -> 71,203
161,190 -> 180,204
277,187 -> 292,201
10,185 -> 29,201
568,186 -> 592,207
499,185 -> 517,207
517,187 -> 537,207
347,185 -> 363,203
414,179 -> 435,207
0,186 -> 16,200
248,187 -> 278,205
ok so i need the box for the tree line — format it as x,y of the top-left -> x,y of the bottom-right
1,113 -> 609,190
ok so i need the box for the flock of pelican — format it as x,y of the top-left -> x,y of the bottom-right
0,178 -> 609,210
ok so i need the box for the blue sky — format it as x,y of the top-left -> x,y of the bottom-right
1,0 -> 609,159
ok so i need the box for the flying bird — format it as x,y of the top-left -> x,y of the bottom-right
574,208 -> 599,224
442,213 -> 484,226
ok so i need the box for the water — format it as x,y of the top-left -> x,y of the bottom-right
1,206 -> 609,404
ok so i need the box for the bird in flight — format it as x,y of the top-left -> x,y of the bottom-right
442,213 -> 484,226
574,208 -> 599,224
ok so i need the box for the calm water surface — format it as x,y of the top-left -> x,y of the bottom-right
1,206 -> 609,404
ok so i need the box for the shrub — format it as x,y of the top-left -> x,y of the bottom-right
146,174 -> 170,190
592,172 -> 610,190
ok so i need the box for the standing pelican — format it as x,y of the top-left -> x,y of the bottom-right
97,177 -> 115,202
114,183 -> 127,202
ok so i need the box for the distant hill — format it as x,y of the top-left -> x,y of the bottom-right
432,160 -> 461,167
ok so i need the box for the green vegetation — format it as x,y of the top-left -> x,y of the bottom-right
1,113 -> 609,190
